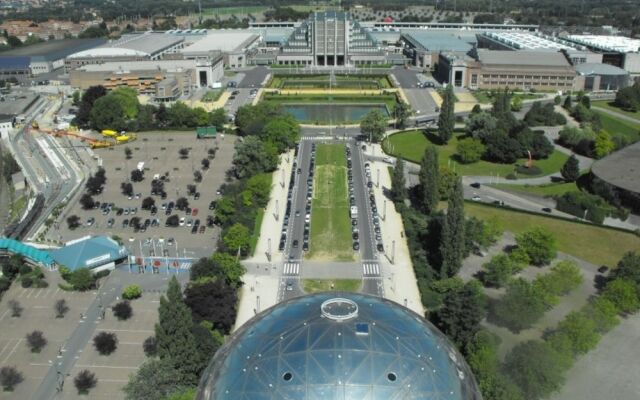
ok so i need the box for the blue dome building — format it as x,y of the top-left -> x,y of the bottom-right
196,293 -> 482,400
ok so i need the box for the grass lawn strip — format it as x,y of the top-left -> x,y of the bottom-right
249,208 -> 264,256
308,144 -> 354,261
303,279 -> 362,293
464,202 -> 640,266
592,110 -> 640,142
592,100 -> 640,120
383,130 -> 568,177
489,182 -> 579,197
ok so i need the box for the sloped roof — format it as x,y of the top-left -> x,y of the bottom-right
50,235 -> 128,270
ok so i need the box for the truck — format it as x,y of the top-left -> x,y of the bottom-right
196,126 -> 217,139
350,206 -> 358,219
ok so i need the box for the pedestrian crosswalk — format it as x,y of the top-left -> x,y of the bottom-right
283,262 -> 300,276
363,263 -> 380,277
301,136 -> 347,141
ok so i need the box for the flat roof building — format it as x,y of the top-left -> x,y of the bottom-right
402,31 -> 475,68
564,34 -> 640,77
182,31 -> 261,69
575,63 -> 629,91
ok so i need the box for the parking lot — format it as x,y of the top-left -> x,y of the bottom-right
47,131 -> 237,259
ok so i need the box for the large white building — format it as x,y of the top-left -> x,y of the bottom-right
564,35 -> 640,78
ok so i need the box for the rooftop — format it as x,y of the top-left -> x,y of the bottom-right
403,31 -> 474,52
182,31 -> 259,54
566,35 -> 640,53
0,238 -> 55,267
49,235 -> 128,271
77,59 -> 197,73
476,49 -> 572,68
1,38 -> 106,61
105,33 -> 184,55
591,141 -> 640,194
67,47 -> 148,59
482,32 -> 577,51
197,293 -> 481,400
575,62 -> 629,76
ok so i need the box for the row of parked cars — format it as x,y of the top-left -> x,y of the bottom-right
365,161 -> 385,253
279,144 -> 302,252
346,146 -> 361,251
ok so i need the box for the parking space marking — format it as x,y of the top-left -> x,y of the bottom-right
75,364 -> 139,369
0,309 -> 10,321
1,339 -> 22,363
95,328 -> 154,333
0,340 -> 13,359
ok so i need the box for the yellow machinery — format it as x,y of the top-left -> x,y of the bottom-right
115,133 -> 137,143
35,127 -> 114,149
90,141 -> 113,149
31,121 -> 39,129
101,129 -> 118,137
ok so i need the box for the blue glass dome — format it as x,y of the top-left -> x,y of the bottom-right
196,293 -> 482,400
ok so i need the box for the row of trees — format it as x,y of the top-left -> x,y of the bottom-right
73,86 -> 227,132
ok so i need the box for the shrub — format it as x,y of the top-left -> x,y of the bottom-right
25,331 -> 47,353
18,264 -> 32,275
74,369 -> 97,394
20,276 -> 33,288
93,332 -> 118,355
456,137 -> 485,163
556,191 -> 612,224
54,299 -> 69,318
491,278 -> 549,332
143,336 -> 157,357
515,227 -> 557,266
534,260 -> 583,297
112,301 -> 133,321
122,284 -> 142,300
515,165 -> 542,175
602,278 -> 640,314
0,366 -> 23,391
482,254 -> 517,288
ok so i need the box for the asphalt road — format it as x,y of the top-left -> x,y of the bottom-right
238,66 -> 270,88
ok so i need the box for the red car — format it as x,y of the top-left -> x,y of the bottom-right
192,208 -> 198,216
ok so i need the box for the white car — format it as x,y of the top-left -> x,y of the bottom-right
471,195 -> 481,202
179,217 -> 185,226
383,157 -> 393,164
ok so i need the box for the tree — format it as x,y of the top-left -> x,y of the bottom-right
184,278 -> 238,334
439,178 -> 465,278
110,87 -> 139,119
360,109 -> 387,143
155,276 -> 201,385
74,370 -> 97,394
187,184 -> 197,196
121,182 -> 133,197
123,358 -> 188,400
419,146 -> 439,214
223,223 -> 251,255
26,331 -> 47,353
515,227 -> 557,266
67,215 -> 81,230
79,193 -> 95,210
492,278 -> 548,332
0,366 -> 23,391
456,137 -> 485,163
511,95 -> 523,111
112,301 -> 133,320
554,95 -> 562,105
176,197 -> 189,210
483,254 -> 517,288
76,86 -> 107,127
69,268 -> 95,291
390,159 -> 406,203
563,95 -> 572,110
166,215 -> 179,227
560,154 -> 580,182
93,331 -> 118,355
193,170 -> 202,183
535,260 -> 583,296
201,158 -> 210,169
263,115 -> 300,152
141,197 -> 155,210
8,300 -> 22,317
124,147 -> 132,159
394,100 -> 412,129
437,85 -> 455,144
143,336 -> 158,357
505,341 -> 568,400
433,281 -> 486,348
611,251 -> 640,285
54,299 -> 69,318
550,311 -> 600,356
594,130 -> 615,158
131,169 -> 144,182
90,94 -> 126,131
122,284 -> 142,300
583,297 -> 619,333
602,278 -> 640,314
232,136 -> 279,179
178,148 -> 189,159
466,111 -> 498,141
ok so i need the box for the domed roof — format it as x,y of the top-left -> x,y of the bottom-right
196,293 -> 482,400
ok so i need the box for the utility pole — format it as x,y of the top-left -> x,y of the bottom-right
391,240 -> 396,265
376,168 -> 380,187
383,200 -> 386,221
267,238 -> 271,262
275,199 -> 279,221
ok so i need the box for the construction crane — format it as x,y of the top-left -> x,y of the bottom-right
35,128 -> 113,149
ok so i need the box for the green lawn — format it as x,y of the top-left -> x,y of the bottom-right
303,279 -> 362,293
471,90 -> 544,104
593,110 -> 640,141
592,100 -> 640,119
383,130 -> 568,177
203,6 -> 268,15
268,75 -> 392,89
490,182 -> 580,197
201,89 -> 223,102
308,144 -> 354,261
465,202 -> 640,266
10,195 -> 26,221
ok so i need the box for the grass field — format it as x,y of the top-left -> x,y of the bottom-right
592,100 -> 640,119
593,110 -> 640,141
269,74 -> 392,89
464,203 -> 640,266
249,208 -> 264,256
490,182 -> 580,197
203,6 -> 268,15
10,194 -> 26,221
471,91 -> 543,104
308,144 -> 354,261
303,279 -> 362,293
201,89 -> 223,102
383,130 -> 569,177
